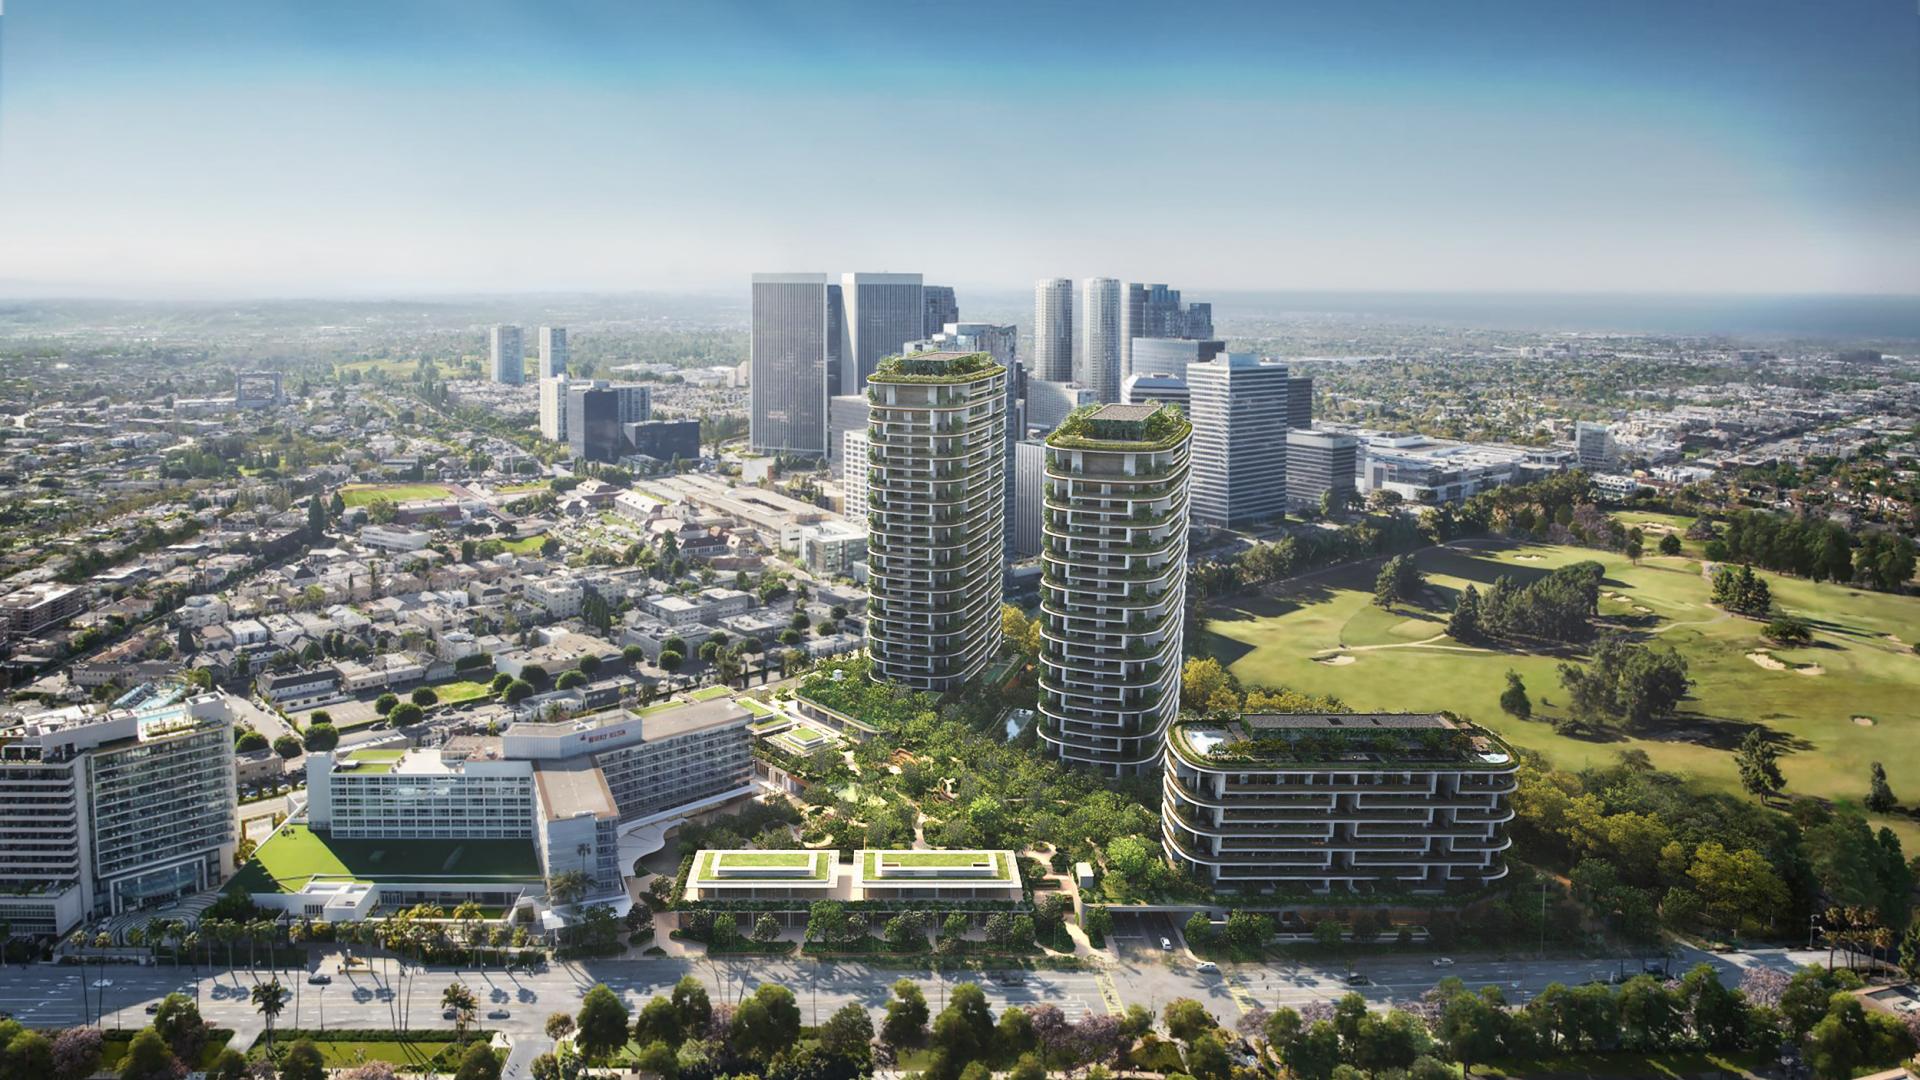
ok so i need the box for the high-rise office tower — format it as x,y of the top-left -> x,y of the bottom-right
0,692 -> 237,936
539,376 -> 570,442
1037,403 -> 1191,775
1026,380 -> 1100,434
865,351 -> 1006,692
1122,373 -> 1190,411
1129,338 -> 1225,382
1285,430 -> 1360,511
1034,278 -> 1075,382
841,273 -> 925,394
826,394 -> 871,465
1187,354 -> 1290,527
1287,375 -> 1313,431
567,381 -> 652,463
1121,283 -> 1215,378
489,325 -> 524,384
1077,278 -> 1122,403
923,285 -> 959,336
1011,438 -> 1047,558
538,326 -> 569,380
1576,421 -> 1616,470
750,273 -> 832,456
841,430 -> 871,521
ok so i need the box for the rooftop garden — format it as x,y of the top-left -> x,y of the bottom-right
693,849 -> 831,881
228,823 -> 544,894
869,351 -> 1002,383
1170,713 -> 1514,770
1047,402 -> 1191,452
862,850 -> 1012,879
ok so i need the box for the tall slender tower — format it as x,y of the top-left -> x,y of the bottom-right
489,325 -> 524,385
1033,278 -> 1075,382
1037,403 -> 1191,775
750,273 -> 831,456
1078,278 -> 1121,402
537,327 -> 569,380
865,351 -> 1007,692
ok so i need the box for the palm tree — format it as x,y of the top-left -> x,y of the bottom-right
452,901 -> 483,969
251,979 -> 291,1052
442,982 -> 478,1046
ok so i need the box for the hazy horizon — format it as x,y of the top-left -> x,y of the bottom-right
1,1 -> 1917,298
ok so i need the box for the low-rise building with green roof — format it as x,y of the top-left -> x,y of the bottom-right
686,849 -> 841,901
1162,712 -> 1517,896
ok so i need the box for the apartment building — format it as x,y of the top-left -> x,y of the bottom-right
0,688 -> 237,936
1161,712 -> 1518,895
1037,403 -> 1191,776
306,745 -> 538,841
499,696 -> 755,823
864,351 -> 1006,691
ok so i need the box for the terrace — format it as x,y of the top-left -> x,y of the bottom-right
852,849 -> 1023,900
1169,713 -> 1517,772
686,849 -> 841,901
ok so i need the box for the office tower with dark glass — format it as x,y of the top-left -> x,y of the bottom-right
567,381 -> 652,463
1187,354 -> 1290,527
1078,277 -> 1122,402
1037,403 -> 1191,775
923,285 -> 959,336
489,324 -> 524,384
1288,375 -> 1313,431
1033,277 -> 1075,382
538,326 -> 569,380
1286,429 -> 1360,510
864,351 -> 1006,692
1121,283 -> 1215,378
841,272 -> 925,394
750,273 -> 832,455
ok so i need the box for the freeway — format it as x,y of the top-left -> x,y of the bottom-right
0,944 -> 1831,1050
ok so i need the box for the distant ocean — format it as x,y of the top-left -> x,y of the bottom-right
963,290 -> 1920,343
1216,291 -> 1920,341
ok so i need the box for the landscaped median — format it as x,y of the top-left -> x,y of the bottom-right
245,1029 -> 500,1073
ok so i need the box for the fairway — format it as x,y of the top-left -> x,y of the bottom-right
1201,534 -> 1920,832
339,482 -> 453,507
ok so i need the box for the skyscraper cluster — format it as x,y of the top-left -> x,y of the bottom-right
750,272 -> 957,457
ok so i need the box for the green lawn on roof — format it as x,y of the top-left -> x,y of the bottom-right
499,533 -> 548,555
739,697 -> 778,718
884,851 -> 992,867
229,824 -> 543,894
432,679 -> 495,704
720,852 -> 812,868
686,685 -> 732,702
698,850 -> 829,880
338,483 -> 452,508
350,749 -> 406,761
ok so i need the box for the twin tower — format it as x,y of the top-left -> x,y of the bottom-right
861,350 -> 1191,776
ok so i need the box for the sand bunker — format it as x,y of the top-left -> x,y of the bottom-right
1632,605 -> 1654,614
1313,654 -> 1356,666
1854,716 -> 1876,726
1513,554 -> 1545,562
1635,521 -> 1675,532
1795,665 -> 1825,676
1747,651 -> 1787,671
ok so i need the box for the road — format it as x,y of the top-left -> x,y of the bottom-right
1,943 -> 1833,1049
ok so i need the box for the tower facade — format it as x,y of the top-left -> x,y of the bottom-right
841,273 -> 925,395
538,326 -> 569,380
1187,354 -> 1290,527
1037,403 -> 1191,775
1033,278 -> 1075,382
750,273 -> 832,456
1077,278 -> 1121,403
489,325 -> 524,384
864,351 -> 1006,692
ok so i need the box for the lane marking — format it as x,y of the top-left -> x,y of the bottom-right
1093,969 -> 1125,1015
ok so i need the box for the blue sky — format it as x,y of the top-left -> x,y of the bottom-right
0,0 -> 1916,297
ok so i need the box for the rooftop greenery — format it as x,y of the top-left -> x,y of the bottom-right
1170,713 -> 1514,771
229,824 -> 544,894
869,351 -> 1002,383
861,850 -> 1012,879
693,849 -> 831,882
1047,402 -> 1191,452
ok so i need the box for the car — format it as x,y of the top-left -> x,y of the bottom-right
1344,974 -> 1371,987
1895,999 -> 1920,1014
1160,937 -> 1173,951
443,1008 -> 460,1020
1195,961 -> 1219,973
144,1003 -> 160,1014
486,1009 -> 511,1020
1431,957 -> 1455,967
306,973 -> 331,985
994,972 -> 1024,986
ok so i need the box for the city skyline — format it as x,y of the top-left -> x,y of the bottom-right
0,1 -> 1916,298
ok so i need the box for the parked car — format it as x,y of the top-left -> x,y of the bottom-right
1195,961 -> 1219,973
306,973 -> 331,985
144,1003 -> 160,1015
486,1009 -> 511,1020
1160,937 -> 1173,951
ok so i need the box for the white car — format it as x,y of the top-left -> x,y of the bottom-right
1431,957 -> 1455,967
1895,999 -> 1920,1014
1161,937 -> 1173,951
1195,961 -> 1219,973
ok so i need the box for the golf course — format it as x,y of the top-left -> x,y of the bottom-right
1199,511 -> 1920,838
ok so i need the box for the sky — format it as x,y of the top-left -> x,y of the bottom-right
0,0 -> 1916,299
